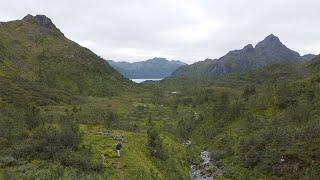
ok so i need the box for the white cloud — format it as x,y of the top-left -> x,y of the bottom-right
0,0 -> 319,63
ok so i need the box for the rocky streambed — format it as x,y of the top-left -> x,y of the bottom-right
190,151 -> 222,180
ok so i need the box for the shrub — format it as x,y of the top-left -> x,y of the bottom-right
147,121 -> 166,159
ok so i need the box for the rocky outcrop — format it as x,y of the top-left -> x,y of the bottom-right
22,14 -> 59,30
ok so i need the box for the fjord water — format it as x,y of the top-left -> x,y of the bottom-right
131,78 -> 162,83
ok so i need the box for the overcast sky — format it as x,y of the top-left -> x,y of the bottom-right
0,0 -> 319,63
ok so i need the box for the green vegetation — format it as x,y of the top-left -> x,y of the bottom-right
0,15 -> 319,179
158,56 -> 320,179
0,15 -> 134,97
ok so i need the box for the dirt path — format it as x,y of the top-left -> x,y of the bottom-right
117,157 -> 125,180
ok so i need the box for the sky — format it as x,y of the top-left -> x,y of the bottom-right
0,0 -> 319,64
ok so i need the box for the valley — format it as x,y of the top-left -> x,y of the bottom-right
0,14 -> 319,179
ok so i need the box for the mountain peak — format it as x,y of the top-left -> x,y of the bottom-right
242,44 -> 254,53
265,33 -> 278,40
264,34 -> 282,44
262,34 -> 281,43
22,14 -> 57,29
255,34 -> 284,50
150,57 -> 166,60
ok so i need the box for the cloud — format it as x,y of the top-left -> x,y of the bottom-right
0,0 -> 319,63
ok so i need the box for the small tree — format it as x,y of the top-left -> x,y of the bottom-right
104,110 -> 119,129
60,114 -> 82,149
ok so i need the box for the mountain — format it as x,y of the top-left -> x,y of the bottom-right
301,54 -> 316,61
0,14 -> 132,100
172,34 -> 316,78
108,57 -> 186,79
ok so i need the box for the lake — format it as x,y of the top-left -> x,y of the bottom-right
131,79 -> 163,83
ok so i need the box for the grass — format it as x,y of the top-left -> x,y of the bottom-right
0,124 -> 188,179
80,124 -> 188,179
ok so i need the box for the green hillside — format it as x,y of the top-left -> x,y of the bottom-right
0,15 -> 188,179
0,15 -> 133,97
157,56 -> 320,178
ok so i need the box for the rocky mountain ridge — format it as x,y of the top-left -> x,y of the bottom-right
172,34 -> 316,78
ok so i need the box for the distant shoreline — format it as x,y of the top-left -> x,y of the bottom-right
131,78 -> 162,83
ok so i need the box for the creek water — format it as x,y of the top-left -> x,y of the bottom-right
190,151 -> 222,180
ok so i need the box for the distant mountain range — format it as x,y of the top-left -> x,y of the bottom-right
108,58 -> 186,79
171,34 -> 316,78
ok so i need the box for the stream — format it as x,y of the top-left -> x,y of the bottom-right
190,151 -> 222,180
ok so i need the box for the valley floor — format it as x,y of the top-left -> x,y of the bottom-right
0,124 -> 188,179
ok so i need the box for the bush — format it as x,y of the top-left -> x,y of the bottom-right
60,148 -> 102,172
147,121 -> 166,159
103,110 -> 119,129
0,156 -> 17,167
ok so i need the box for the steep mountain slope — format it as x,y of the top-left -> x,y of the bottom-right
172,34 -> 315,78
0,14 -> 132,98
108,57 -> 186,79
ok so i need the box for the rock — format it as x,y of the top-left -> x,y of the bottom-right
190,150 -> 221,180
22,14 -> 58,30
242,44 -> 255,53
113,135 -> 124,141
183,140 -> 192,146
96,131 -> 112,136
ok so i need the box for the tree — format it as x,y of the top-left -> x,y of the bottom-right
104,110 -> 119,129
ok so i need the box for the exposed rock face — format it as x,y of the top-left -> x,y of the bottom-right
22,14 -> 58,30
242,44 -> 255,53
254,34 -> 301,63
172,34 -> 314,78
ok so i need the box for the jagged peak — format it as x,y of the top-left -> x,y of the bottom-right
265,33 -> 279,41
22,14 -> 57,29
255,34 -> 283,49
242,44 -> 254,52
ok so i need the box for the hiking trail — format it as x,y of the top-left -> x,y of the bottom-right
117,157 -> 125,180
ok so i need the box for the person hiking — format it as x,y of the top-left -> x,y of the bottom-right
100,154 -> 105,168
115,143 -> 122,157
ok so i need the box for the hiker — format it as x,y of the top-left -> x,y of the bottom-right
115,143 -> 122,157
100,154 -> 105,168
